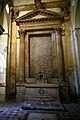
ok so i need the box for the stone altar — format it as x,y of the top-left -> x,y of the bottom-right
16,78 -> 59,101
16,5 -> 65,102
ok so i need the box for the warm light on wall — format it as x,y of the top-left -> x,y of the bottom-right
6,4 -> 9,13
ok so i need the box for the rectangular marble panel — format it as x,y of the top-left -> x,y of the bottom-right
25,84 -> 59,100
30,34 -> 53,78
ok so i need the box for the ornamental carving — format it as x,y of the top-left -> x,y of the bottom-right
54,27 -> 62,32
18,30 -> 26,37
61,2 -> 70,16
38,88 -> 45,95
34,0 -> 45,9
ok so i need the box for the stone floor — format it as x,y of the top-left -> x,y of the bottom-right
0,100 -> 80,120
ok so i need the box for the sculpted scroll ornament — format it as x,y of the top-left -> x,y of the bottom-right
18,30 -> 26,37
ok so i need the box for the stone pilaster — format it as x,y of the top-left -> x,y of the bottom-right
55,28 -> 64,81
52,31 -> 58,78
25,33 -> 29,80
18,30 -> 26,83
6,10 -> 17,95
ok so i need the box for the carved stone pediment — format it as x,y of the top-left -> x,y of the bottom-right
16,9 -> 64,25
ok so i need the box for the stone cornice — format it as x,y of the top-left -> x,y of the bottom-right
14,1 -> 67,11
16,17 -> 63,25
16,9 -> 64,26
18,9 -> 62,20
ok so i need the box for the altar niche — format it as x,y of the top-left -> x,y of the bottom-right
29,33 -> 54,79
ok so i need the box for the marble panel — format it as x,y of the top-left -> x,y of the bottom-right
30,34 -> 54,78
25,83 -> 59,100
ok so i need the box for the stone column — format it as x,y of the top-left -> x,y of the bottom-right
55,28 -> 64,81
18,30 -> 26,83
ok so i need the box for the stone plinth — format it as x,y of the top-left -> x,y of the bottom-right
16,82 -> 25,101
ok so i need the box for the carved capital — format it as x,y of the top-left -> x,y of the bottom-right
54,27 -> 62,31
54,27 -> 62,34
18,30 -> 26,37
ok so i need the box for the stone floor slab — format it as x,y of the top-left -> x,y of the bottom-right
27,113 -> 57,120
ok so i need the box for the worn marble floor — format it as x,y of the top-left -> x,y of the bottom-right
0,100 -> 80,120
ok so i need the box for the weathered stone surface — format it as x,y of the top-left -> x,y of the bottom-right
30,34 -> 53,78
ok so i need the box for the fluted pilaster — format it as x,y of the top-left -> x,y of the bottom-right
55,28 -> 64,81
52,31 -> 58,78
18,30 -> 26,83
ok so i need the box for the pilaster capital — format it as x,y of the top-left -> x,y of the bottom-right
54,28 -> 63,36
18,30 -> 26,37
54,27 -> 62,32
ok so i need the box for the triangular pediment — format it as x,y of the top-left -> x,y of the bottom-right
16,9 -> 63,25
31,15 -> 47,19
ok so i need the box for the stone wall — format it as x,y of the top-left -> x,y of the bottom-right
0,8 -> 9,101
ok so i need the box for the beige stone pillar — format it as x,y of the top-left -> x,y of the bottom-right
18,30 -> 26,83
55,28 -> 64,81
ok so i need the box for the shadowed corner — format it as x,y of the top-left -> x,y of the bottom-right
23,112 -> 30,120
